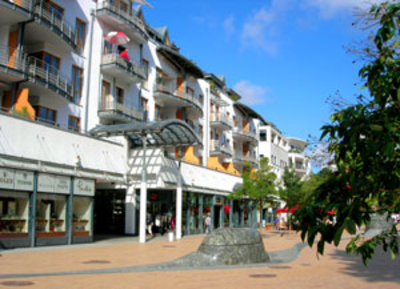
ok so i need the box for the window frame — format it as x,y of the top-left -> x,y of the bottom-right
76,18 -> 86,55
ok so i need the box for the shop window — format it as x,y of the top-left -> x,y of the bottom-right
73,196 -> 93,236
189,193 -> 199,233
68,115 -> 80,132
76,18 -> 86,55
0,191 -> 29,236
36,194 -> 66,237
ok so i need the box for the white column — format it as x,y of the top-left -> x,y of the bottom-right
176,158 -> 183,240
139,136 -> 147,243
125,185 -> 136,235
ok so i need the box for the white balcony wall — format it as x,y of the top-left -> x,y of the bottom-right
0,114 -> 125,178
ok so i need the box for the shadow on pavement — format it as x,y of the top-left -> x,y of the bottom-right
329,245 -> 400,284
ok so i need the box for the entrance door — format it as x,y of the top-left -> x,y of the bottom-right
214,205 -> 221,229
94,190 -> 125,235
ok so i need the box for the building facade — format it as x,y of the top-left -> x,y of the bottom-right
0,0 -> 308,248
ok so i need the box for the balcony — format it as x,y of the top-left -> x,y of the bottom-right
25,56 -> 76,103
101,54 -> 144,83
23,1 -> 76,52
0,45 -> 27,83
209,140 -> 233,158
232,127 -> 258,143
0,0 -> 32,26
96,0 -> 147,44
210,113 -> 233,130
153,82 -> 203,114
99,98 -> 143,124
233,153 -> 258,166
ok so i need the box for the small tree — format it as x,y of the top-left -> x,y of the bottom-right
230,158 -> 277,228
279,166 -> 302,230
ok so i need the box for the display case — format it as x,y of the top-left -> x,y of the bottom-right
36,194 -> 67,237
0,191 -> 29,238
73,196 -> 93,236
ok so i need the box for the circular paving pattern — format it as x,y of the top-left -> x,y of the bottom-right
0,281 -> 34,286
248,274 -> 277,278
83,260 -> 110,264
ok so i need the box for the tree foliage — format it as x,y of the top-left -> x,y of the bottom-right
295,1 -> 400,265
230,158 -> 277,227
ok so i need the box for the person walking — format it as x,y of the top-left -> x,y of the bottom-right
204,212 -> 212,234
147,212 -> 154,237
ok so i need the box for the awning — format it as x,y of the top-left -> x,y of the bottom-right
276,205 -> 300,214
90,119 -> 202,148
157,46 -> 204,79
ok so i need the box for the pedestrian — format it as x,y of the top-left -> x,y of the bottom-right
204,212 -> 212,234
147,212 -> 154,237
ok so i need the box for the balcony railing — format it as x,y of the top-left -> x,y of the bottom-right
210,140 -> 232,156
154,82 -> 203,111
27,56 -> 76,103
0,45 -> 27,73
34,0 -> 77,49
101,53 -> 145,80
2,0 -> 34,12
233,127 -> 258,142
210,113 -> 233,128
99,99 -> 143,121
233,153 -> 257,165
96,0 -> 147,40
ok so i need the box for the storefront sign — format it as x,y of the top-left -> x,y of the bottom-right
38,173 -> 55,193
0,168 -> 15,190
74,178 -> 95,196
14,170 -> 34,191
55,176 -> 70,194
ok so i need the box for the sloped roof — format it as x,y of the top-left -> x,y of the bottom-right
234,102 -> 268,125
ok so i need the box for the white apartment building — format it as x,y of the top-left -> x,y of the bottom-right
0,0 -> 268,248
259,124 -> 311,181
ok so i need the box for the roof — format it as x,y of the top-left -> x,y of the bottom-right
157,46 -> 204,79
234,103 -> 268,125
287,137 -> 308,150
204,73 -> 225,88
90,119 -> 202,148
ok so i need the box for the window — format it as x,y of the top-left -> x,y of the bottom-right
259,129 -> 267,141
76,18 -> 86,55
199,94 -> 203,105
186,86 -> 194,98
104,41 -> 112,55
140,97 -> 148,121
45,0 -> 64,21
42,52 -> 60,75
116,87 -> 124,105
71,66 -> 83,104
68,115 -> 80,132
101,80 -> 111,110
35,106 -> 57,125
155,104 -> 161,120
141,59 -> 149,88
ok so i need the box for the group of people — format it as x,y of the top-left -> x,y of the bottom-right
147,212 -> 175,237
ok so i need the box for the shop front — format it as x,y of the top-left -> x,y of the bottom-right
0,167 -> 95,249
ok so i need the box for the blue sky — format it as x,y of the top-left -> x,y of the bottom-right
142,0 -> 381,142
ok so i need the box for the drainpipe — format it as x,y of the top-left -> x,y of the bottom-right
83,10 -> 96,132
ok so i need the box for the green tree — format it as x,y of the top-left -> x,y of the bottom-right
230,158 -> 277,228
296,1 -> 400,265
279,166 -> 302,230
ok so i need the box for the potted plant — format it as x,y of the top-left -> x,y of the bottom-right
265,223 -> 273,231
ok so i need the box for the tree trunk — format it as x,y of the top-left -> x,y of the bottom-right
259,198 -> 263,229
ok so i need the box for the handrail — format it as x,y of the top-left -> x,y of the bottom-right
3,0 -> 34,11
27,56 -> 76,102
154,82 -> 203,110
99,96 -> 143,121
34,0 -> 76,45
210,113 -> 233,127
101,53 -> 145,79
210,140 -> 232,155
0,45 -> 27,71
97,0 -> 145,30
234,152 -> 257,164
233,126 -> 258,140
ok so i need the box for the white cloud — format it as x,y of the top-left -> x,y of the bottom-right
304,0 -> 386,19
233,80 -> 270,105
223,15 -> 235,37
240,0 -> 294,55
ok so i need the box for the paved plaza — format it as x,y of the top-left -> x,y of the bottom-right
0,230 -> 399,289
